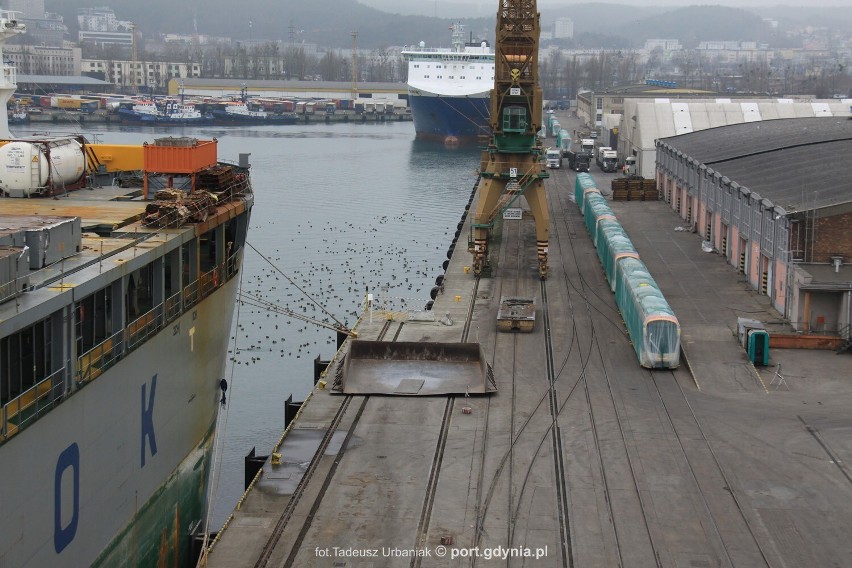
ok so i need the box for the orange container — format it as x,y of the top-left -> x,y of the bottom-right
143,138 -> 217,174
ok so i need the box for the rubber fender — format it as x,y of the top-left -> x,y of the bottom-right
442,260 -> 449,270
425,300 -> 434,311
430,286 -> 440,300
446,245 -> 455,259
454,229 -> 461,239
435,275 -> 444,286
457,221 -> 464,230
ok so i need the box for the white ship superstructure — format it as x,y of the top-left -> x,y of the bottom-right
402,23 -> 494,143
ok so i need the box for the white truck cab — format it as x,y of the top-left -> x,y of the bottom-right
546,148 -> 562,169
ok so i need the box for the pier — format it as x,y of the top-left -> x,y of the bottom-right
204,128 -> 852,567
24,109 -> 412,125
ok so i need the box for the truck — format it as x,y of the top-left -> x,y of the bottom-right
545,148 -> 562,169
566,138 -> 592,172
595,146 -> 611,168
599,149 -> 618,172
624,156 -> 637,177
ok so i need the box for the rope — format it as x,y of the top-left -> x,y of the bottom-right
246,241 -> 346,329
433,94 -> 490,132
236,290 -> 347,334
196,268 -> 245,567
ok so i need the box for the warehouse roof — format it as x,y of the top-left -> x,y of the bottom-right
173,77 -> 404,93
17,75 -> 112,86
658,117 -> 852,213
624,98 -> 852,151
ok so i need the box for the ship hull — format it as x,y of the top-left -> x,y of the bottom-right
117,108 -> 214,126
0,275 -> 240,568
408,91 -> 490,143
211,110 -> 298,125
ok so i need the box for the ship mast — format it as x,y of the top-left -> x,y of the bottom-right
0,12 -> 26,139
351,31 -> 358,101
471,0 -> 549,279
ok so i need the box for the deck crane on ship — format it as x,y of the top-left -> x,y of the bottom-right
471,0 -> 549,279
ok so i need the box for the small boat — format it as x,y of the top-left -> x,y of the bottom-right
118,100 -> 213,125
7,108 -> 28,124
211,102 -> 298,125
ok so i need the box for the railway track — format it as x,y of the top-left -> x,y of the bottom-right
470,196 -> 590,567
649,367 -> 774,567
411,275 -> 480,568
260,320 -> 399,568
548,167 -> 775,567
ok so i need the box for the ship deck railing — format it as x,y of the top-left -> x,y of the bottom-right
75,251 -> 241,389
1,366 -> 65,440
0,250 -> 244,445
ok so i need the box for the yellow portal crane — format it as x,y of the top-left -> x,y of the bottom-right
472,0 -> 549,279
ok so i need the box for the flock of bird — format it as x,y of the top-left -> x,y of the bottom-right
228,211 -> 464,368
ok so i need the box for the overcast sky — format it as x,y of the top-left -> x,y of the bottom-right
438,0 -> 852,5
360,0 -> 852,15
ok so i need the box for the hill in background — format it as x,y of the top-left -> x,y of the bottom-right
46,1 -> 850,51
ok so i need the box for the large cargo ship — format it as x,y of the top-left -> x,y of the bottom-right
0,16 -> 253,567
402,23 -> 494,144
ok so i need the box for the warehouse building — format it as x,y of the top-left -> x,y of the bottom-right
621,98 -> 852,178
169,78 -> 407,104
656,117 -> 852,335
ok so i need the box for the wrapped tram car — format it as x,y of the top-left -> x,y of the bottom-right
574,174 -> 680,369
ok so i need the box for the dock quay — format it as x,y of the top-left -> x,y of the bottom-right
24,109 -> 412,125
205,155 -> 852,566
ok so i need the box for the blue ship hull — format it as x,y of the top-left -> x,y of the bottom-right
117,108 -> 214,126
408,94 -> 490,143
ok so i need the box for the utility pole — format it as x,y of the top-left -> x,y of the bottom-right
351,31 -> 358,101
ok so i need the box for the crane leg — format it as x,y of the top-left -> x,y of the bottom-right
524,180 -> 550,279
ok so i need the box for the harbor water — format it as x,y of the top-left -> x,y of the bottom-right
13,120 -> 479,530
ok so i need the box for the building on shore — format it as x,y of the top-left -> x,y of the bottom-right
618,97 -> 852,178
655,116 -> 852,333
168,77 -> 408,104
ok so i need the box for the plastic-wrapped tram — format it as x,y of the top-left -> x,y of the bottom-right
573,174 -> 680,369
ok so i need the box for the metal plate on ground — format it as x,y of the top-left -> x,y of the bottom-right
394,378 -> 425,394
341,340 -> 495,395
497,296 -> 536,332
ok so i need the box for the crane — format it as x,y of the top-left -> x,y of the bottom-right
471,0 -> 549,279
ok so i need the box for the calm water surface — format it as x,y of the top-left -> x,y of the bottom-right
16,120 -> 480,529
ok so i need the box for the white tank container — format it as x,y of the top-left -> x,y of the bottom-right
0,138 -> 85,197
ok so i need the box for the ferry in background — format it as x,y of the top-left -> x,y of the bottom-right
402,23 -> 494,144
0,15 -> 253,567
